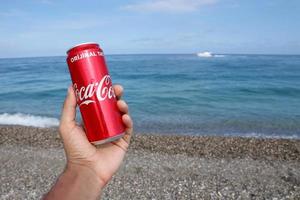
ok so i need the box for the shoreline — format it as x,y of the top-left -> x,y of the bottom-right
0,125 -> 299,160
1,125 -> 300,199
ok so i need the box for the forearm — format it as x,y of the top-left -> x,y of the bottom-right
44,164 -> 103,200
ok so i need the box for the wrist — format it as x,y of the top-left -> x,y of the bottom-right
44,163 -> 103,200
65,162 -> 105,190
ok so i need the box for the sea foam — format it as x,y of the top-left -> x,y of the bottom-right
0,113 -> 59,128
214,54 -> 225,57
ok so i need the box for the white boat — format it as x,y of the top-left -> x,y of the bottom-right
197,51 -> 213,57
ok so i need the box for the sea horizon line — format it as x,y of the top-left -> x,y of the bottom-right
1,52 -> 300,60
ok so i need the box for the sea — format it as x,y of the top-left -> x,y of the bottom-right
0,54 -> 300,139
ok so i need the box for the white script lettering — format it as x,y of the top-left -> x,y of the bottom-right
73,75 -> 115,106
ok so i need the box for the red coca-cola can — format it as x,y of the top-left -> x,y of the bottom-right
66,42 -> 125,145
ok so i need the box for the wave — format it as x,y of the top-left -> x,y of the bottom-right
214,54 -> 225,58
196,52 -> 225,58
0,113 -> 59,128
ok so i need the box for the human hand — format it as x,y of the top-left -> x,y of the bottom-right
59,84 -> 133,186
44,84 -> 133,200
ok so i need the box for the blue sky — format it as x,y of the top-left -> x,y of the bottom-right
0,0 -> 299,57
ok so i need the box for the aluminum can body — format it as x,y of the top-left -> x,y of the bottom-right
66,43 -> 125,144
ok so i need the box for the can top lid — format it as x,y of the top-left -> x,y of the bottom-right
66,42 -> 99,55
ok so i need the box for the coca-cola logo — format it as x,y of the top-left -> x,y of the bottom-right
73,75 -> 116,107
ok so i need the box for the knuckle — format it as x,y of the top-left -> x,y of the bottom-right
120,100 -> 126,105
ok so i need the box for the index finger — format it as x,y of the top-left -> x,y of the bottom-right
60,86 -> 77,128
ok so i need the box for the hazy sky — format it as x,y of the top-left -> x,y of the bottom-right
0,0 -> 299,57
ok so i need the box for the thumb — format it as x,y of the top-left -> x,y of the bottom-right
60,85 -> 77,132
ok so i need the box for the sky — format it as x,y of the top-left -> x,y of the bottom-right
0,0 -> 300,58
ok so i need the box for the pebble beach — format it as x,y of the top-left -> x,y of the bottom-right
1,125 -> 300,199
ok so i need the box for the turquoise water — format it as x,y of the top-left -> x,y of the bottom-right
0,54 -> 300,138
